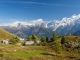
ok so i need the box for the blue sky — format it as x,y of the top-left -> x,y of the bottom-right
0,0 -> 80,23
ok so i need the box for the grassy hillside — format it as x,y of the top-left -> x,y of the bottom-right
0,28 -> 16,40
0,34 -> 79,60
64,35 -> 80,42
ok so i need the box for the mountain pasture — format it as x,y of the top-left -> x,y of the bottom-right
0,43 -> 80,60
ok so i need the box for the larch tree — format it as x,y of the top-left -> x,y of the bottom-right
53,31 -> 57,41
54,42 -> 62,55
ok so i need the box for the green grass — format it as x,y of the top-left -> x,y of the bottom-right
0,40 -> 80,60
0,44 -> 79,60
3,49 -> 45,60
0,44 -> 47,60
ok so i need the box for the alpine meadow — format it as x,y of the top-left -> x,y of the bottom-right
0,0 -> 80,60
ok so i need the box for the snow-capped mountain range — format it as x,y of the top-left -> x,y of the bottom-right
1,14 -> 80,31
1,14 -> 80,38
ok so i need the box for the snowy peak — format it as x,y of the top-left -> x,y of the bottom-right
46,14 -> 80,30
1,14 -> 80,31
9,19 -> 45,27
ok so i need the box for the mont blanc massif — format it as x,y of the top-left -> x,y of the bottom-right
1,14 -> 80,38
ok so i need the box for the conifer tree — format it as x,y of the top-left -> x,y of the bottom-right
54,42 -> 62,54
53,31 -> 57,41
61,36 -> 65,44
41,36 -> 46,42
30,34 -> 38,43
46,36 -> 49,42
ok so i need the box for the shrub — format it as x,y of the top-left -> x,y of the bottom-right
10,37 -> 19,44
0,53 -> 3,57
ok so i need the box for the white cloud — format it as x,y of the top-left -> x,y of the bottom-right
1,1 -> 79,7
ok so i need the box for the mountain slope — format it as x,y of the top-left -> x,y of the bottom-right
0,26 -> 53,38
1,14 -> 80,37
0,26 -> 27,38
73,30 -> 80,36
0,28 -> 16,40
27,26 -> 53,38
